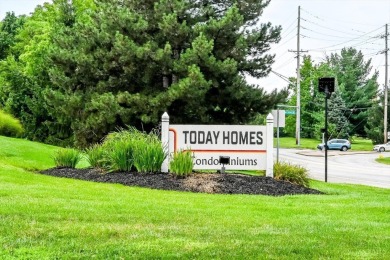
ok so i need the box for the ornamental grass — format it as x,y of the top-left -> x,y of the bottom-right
53,148 -> 82,168
169,150 -> 193,177
273,161 -> 310,187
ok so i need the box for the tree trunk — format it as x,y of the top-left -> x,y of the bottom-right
172,49 -> 179,84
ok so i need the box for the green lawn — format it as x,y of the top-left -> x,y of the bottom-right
376,155 -> 390,165
349,137 -> 374,151
1,136 -> 389,259
0,136 -> 58,171
274,137 -> 320,149
276,136 -> 374,151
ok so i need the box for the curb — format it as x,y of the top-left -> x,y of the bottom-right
296,150 -> 376,157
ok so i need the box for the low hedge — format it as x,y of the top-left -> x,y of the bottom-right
0,110 -> 24,137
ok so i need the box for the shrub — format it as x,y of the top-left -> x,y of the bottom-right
133,133 -> 167,173
273,161 -> 309,187
53,148 -> 82,168
95,128 -> 136,172
107,139 -> 134,172
85,128 -> 166,173
0,110 -> 24,137
85,144 -> 106,168
169,150 -> 193,177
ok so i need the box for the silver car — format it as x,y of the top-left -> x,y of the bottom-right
373,142 -> 390,152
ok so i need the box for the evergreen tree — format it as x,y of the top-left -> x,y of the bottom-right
328,90 -> 351,139
47,0 -> 286,147
365,106 -> 384,144
365,93 -> 385,144
327,47 -> 379,137
285,48 -> 381,141
284,57 -> 331,139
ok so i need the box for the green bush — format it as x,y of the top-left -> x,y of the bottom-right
93,128 -> 135,172
84,128 -> 166,173
169,150 -> 193,177
107,139 -> 134,172
0,110 -> 24,137
53,148 -> 82,168
85,144 -> 106,168
273,161 -> 310,187
133,133 -> 167,173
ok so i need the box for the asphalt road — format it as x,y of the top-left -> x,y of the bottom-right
276,148 -> 390,188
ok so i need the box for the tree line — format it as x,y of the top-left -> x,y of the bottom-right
283,51 -> 384,144
0,0 -> 385,147
0,0 -> 287,147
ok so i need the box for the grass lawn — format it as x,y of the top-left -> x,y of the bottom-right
276,137 -> 374,151
1,136 -> 389,258
376,154 -> 390,165
274,137 -> 320,149
350,137 -> 374,151
0,136 -> 58,171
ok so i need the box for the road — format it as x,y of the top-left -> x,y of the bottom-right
276,148 -> 390,188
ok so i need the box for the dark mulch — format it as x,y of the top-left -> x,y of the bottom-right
39,167 -> 323,196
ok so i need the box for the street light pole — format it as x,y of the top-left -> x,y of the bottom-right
325,90 -> 328,182
319,78 -> 335,183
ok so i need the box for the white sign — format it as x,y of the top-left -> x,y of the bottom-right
169,125 -> 267,170
272,110 -> 285,127
160,112 -> 274,177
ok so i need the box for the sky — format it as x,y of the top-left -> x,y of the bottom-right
1,0 -> 390,93
255,0 -> 390,92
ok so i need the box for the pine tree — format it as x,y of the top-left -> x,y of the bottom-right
284,56 -> 332,139
328,90 -> 351,139
327,47 -> 379,137
46,0 -> 286,146
365,94 -> 384,144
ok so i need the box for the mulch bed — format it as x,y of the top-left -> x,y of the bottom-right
40,167 -> 323,196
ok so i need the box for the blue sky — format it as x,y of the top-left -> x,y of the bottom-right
1,0 -> 390,92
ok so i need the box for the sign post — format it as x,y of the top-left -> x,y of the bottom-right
275,105 -> 296,163
318,77 -> 335,182
266,113 -> 274,177
272,109 -> 285,163
161,112 -> 169,173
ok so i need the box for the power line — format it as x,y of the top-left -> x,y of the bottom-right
272,34 -> 296,51
302,18 -> 370,37
274,57 -> 296,71
301,7 -> 380,28
271,70 -> 295,85
309,43 -> 383,54
281,19 -> 297,37
306,25 -> 384,51
301,26 -> 370,40
301,34 -> 346,42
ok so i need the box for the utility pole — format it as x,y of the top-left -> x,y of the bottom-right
384,23 -> 388,143
296,6 -> 301,146
289,6 -> 307,146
